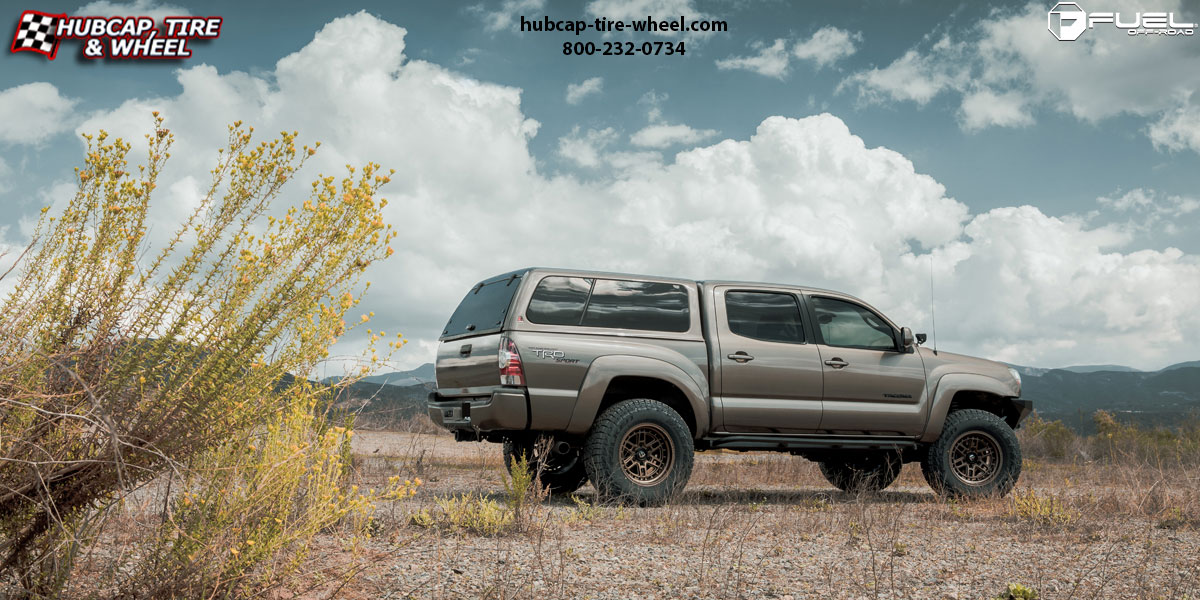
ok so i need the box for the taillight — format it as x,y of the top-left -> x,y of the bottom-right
499,336 -> 525,386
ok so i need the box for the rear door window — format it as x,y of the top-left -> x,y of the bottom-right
725,291 -> 805,344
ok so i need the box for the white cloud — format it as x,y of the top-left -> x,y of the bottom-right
455,47 -> 483,66
715,39 -> 790,79
0,83 -> 79,145
58,11 -> 1200,371
639,90 -> 668,122
1148,98 -> 1200,154
626,91 -> 715,148
840,43 -> 965,106
565,77 -> 604,105
792,26 -> 860,69
945,206 -> 1199,367
630,123 -> 717,148
557,126 -> 618,167
717,28 -> 860,79
1097,188 -> 1200,235
959,88 -> 1033,131
474,0 -> 545,33
75,0 -> 190,20
841,0 -> 1200,144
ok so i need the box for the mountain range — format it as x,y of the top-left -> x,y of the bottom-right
1015,362 -> 1200,433
334,361 -> 1200,433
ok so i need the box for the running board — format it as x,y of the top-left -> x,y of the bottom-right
702,434 -> 919,452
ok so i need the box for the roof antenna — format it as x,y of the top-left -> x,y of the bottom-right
929,254 -> 938,356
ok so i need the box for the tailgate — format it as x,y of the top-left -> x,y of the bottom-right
436,333 -> 502,397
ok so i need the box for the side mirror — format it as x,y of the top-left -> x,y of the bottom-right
900,326 -> 915,351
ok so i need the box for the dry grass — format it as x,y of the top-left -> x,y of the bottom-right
51,428 -> 1200,599
326,430 -> 1200,600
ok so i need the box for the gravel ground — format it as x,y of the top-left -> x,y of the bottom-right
322,431 -> 1200,600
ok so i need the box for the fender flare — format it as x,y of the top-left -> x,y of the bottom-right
565,355 -> 710,438
920,373 -> 1016,443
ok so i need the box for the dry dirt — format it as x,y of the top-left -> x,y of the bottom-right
314,430 -> 1200,600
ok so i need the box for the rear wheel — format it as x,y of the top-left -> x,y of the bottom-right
818,451 -> 902,492
503,435 -> 588,496
921,409 -> 1021,498
584,399 -> 694,506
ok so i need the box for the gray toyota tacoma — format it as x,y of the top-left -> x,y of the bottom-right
427,268 -> 1031,505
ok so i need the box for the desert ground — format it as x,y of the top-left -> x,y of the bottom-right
286,429 -> 1200,600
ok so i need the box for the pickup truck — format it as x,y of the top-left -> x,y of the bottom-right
427,268 -> 1031,505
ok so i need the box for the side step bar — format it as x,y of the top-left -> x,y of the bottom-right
702,434 -> 919,452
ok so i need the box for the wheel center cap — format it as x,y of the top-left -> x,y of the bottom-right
637,449 -> 647,459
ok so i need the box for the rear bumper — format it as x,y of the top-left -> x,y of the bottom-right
426,388 -> 529,433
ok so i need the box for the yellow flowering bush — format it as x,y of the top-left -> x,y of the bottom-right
0,114 -> 403,597
125,386 -> 421,597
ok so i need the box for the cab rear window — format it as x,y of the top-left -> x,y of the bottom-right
441,273 -> 523,340
526,276 -> 691,333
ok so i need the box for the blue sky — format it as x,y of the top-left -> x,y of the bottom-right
2,0 -> 1199,371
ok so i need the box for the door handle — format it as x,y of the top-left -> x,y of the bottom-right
824,358 -> 849,369
727,352 -> 754,363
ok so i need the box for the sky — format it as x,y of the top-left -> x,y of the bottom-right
1,0 -> 1199,373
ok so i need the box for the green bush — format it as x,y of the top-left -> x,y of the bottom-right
1091,410 -> 1200,465
1008,489 -> 1077,528
1021,413 -> 1077,460
413,494 -> 514,536
1019,411 -> 1200,466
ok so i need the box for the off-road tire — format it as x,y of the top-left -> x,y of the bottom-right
583,399 -> 694,506
503,436 -> 588,496
818,451 -> 902,493
921,409 -> 1021,498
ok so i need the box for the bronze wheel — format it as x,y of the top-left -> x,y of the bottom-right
922,409 -> 1022,498
948,430 -> 1003,486
619,423 -> 675,487
585,399 -> 693,505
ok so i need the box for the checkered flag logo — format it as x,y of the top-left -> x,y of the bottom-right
10,10 -> 65,60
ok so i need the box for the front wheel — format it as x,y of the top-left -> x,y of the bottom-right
583,399 -> 694,506
503,435 -> 588,495
921,409 -> 1022,498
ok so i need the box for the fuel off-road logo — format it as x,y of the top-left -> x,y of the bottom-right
10,10 -> 221,60
1048,2 -> 1195,40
